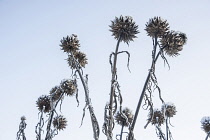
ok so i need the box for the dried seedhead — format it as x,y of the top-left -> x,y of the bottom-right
60,34 -> 80,54
201,117 -> 210,133
60,79 -> 76,96
161,31 -> 187,56
36,95 -> 51,113
148,108 -> 165,126
21,116 -> 26,121
49,86 -> 63,101
145,17 -> 169,38
110,15 -> 139,44
162,102 -> 177,118
53,115 -> 67,131
115,107 -> 133,127
74,51 -> 88,68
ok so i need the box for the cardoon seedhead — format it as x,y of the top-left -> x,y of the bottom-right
115,107 -> 133,127
162,102 -> 177,118
145,17 -> 169,38
60,79 -> 76,96
161,31 -> 187,56
60,34 -> 80,53
148,108 -> 165,126
53,115 -> 67,131
74,51 -> 88,68
21,116 -> 26,121
36,95 -> 51,113
49,86 -> 63,101
201,117 -> 210,133
110,15 -> 139,44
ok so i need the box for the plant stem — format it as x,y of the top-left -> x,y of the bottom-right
129,36 -> 159,137
166,117 -> 169,140
76,69 -> 99,140
108,36 -> 121,140
206,132 -> 210,140
45,93 -> 64,140
120,124 -> 124,140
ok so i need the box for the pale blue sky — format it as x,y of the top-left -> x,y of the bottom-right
1,0 -> 210,139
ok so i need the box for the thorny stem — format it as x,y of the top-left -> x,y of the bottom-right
129,36 -> 159,137
36,110 -> 44,140
156,125 -> 166,140
76,69 -> 99,140
108,36 -> 122,140
17,119 -> 27,140
206,132 -> 210,140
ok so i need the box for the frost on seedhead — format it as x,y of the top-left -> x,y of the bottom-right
162,102 -> 177,118
201,116 -> 210,133
148,108 -> 165,126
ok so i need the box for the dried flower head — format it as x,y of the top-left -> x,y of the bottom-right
148,108 -> 165,126
36,95 -> 51,113
145,17 -> 169,38
49,86 -> 63,101
74,51 -> 88,68
201,117 -> 210,133
53,115 -> 67,131
162,102 -> 177,118
21,116 -> 26,121
60,79 -> 76,96
60,34 -> 80,53
115,107 -> 133,127
161,31 -> 187,56
110,15 -> 139,44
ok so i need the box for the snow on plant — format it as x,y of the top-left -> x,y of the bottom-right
16,16 -> 188,140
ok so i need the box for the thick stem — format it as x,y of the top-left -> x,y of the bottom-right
129,36 -> 159,138
108,36 -> 122,140
77,69 -> 99,140
37,111 -> 44,140
120,124 -> 124,140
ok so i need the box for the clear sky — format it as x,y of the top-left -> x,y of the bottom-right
1,0 -> 210,139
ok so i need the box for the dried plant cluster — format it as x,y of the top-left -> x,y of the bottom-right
17,15 -> 190,140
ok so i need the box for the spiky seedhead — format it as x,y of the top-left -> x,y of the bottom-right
74,51 -> 88,68
49,86 -> 63,101
21,116 -> 26,121
60,34 -> 80,54
145,17 -> 169,38
201,117 -> 210,133
60,79 -> 76,96
115,107 -> 133,127
110,15 -> 139,44
148,108 -> 165,126
162,102 -> 177,118
161,31 -> 187,56
36,95 -> 51,113
53,115 -> 67,131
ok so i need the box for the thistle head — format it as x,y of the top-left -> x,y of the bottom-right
201,117 -> 210,133
73,51 -> 88,68
162,102 -> 177,118
115,107 -> 133,127
49,86 -> 63,101
148,108 -> 165,126
36,95 -> 51,113
161,31 -> 187,56
60,79 -> 77,96
145,17 -> 169,38
53,115 -> 67,131
110,15 -> 139,44
60,34 -> 80,54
